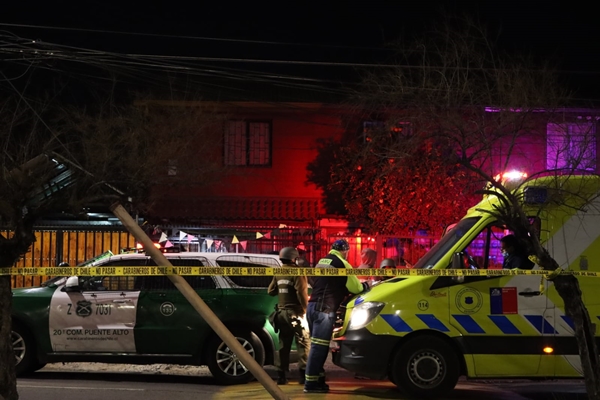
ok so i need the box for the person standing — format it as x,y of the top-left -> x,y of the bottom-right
303,239 -> 369,393
378,257 -> 397,282
356,248 -> 377,283
268,247 -> 310,385
500,234 -> 534,270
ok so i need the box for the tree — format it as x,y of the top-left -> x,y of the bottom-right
342,16 -> 600,398
307,132 -> 481,236
0,93 -> 226,400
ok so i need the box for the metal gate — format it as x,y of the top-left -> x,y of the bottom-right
8,229 -> 135,288
325,234 -> 440,268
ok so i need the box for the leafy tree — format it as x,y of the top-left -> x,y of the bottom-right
346,15 -> 600,398
0,93 -> 226,400
308,132 -> 481,236
313,14 -> 600,399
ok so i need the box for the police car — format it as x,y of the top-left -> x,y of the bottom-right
11,251 -> 282,384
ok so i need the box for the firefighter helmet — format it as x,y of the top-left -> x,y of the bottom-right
279,247 -> 300,262
332,239 -> 350,251
380,258 -> 396,269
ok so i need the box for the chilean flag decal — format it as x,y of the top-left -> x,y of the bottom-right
490,287 -> 518,314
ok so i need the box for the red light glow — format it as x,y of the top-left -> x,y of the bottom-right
494,170 -> 528,182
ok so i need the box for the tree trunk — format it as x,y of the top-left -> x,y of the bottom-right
553,274 -> 600,400
0,275 -> 17,400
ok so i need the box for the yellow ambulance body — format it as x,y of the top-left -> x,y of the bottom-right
331,175 -> 600,397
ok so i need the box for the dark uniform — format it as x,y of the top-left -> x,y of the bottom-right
304,239 -> 367,393
268,266 -> 310,384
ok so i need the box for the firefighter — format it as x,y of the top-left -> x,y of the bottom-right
268,247 -> 310,385
304,239 -> 369,393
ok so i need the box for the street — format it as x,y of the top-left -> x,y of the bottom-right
15,359 -> 588,400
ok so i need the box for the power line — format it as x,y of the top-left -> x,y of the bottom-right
0,22 -> 392,52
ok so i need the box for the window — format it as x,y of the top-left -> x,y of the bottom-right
362,121 -> 385,143
547,122 -> 597,172
141,258 -> 214,290
84,259 -> 147,291
168,159 -> 178,176
462,225 -> 507,270
362,121 -> 411,143
224,121 -> 271,166
216,255 -> 280,288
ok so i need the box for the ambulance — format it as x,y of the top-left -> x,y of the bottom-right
331,174 -> 600,397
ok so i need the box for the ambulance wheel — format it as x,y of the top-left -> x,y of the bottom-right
391,336 -> 459,398
12,322 -> 45,375
206,329 -> 265,385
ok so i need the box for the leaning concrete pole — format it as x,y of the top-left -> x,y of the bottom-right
110,203 -> 289,400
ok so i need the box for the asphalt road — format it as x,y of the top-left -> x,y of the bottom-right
16,359 -> 589,400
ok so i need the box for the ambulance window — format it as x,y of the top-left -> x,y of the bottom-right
462,225 -> 507,270
413,217 -> 481,269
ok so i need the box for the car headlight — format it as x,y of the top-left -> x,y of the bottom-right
348,302 -> 385,330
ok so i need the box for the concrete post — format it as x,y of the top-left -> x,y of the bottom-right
110,203 -> 289,400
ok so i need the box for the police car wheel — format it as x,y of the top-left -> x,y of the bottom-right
12,322 -> 44,375
391,336 -> 459,397
206,329 -> 265,385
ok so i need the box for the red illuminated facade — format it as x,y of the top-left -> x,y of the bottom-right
142,101 -> 600,264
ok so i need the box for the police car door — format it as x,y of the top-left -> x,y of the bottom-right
134,256 -> 219,355
48,259 -> 141,353
444,225 -> 551,377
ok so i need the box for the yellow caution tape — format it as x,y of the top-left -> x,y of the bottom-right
2,266 -> 600,277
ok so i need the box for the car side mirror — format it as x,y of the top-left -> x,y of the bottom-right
64,276 -> 81,292
451,253 -> 465,283
452,253 -> 463,270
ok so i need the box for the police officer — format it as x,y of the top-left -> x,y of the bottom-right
268,247 -> 310,385
303,239 -> 369,393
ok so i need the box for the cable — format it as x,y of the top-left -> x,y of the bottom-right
0,22 -> 393,52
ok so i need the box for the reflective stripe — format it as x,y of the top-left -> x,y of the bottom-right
561,315 -> 575,331
524,315 -> 558,334
305,375 -> 320,382
381,314 -> 413,332
452,315 -> 486,334
416,314 -> 450,332
489,315 -> 521,334
310,337 -> 331,347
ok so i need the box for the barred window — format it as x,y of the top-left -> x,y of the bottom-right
224,121 -> 271,166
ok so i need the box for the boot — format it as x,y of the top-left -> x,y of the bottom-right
298,368 -> 306,384
277,371 -> 288,385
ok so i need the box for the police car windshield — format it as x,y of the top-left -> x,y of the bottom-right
412,217 -> 481,269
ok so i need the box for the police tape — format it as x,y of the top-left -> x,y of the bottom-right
2,266 -> 600,278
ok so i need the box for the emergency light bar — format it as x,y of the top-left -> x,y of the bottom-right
494,170 -> 528,182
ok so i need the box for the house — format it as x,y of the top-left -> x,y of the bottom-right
139,101 -> 600,268
9,101 -> 600,283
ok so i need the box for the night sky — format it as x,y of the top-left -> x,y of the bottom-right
1,1 -> 599,102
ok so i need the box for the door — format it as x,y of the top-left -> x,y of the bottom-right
134,257 -> 222,355
443,224 -> 552,377
48,266 -> 140,353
